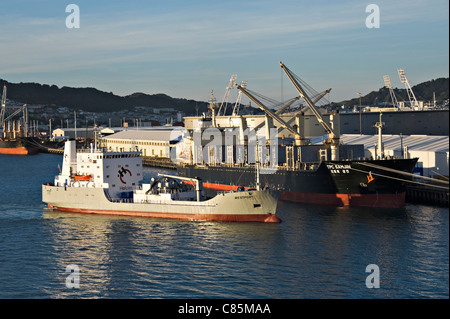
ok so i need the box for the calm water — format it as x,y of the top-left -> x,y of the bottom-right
0,153 -> 448,299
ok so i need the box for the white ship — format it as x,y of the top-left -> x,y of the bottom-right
42,140 -> 281,222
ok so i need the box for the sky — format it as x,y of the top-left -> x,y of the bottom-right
0,0 -> 448,104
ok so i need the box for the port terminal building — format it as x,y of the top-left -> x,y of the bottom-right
100,127 -> 186,158
52,126 -> 166,139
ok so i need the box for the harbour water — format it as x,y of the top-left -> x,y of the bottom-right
0,153 -> 448,299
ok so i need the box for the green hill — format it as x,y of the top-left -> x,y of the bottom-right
0,79 -> 209,115
339,77 -> 449,106
1,77 -> 447,112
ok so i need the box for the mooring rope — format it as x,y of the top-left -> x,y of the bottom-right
355,162 -> 449,186
350,167 -> 449,190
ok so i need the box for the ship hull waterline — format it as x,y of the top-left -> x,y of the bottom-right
42,185 -> 281,223
196,181 -> 406,209
0,139 -> 39,155
0,147 -> 38,155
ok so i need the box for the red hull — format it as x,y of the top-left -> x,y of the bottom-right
197,182 -> 406,209
0,147 -> 39,155
48,205 -> 281,223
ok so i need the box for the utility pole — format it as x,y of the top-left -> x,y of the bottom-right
399,133 -> 404,159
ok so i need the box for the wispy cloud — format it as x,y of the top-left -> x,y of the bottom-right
0,0 -> 447,100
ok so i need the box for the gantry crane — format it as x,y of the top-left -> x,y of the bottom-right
398,68 -> 420,110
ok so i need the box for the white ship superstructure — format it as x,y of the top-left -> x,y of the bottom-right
54,140 -> 142,199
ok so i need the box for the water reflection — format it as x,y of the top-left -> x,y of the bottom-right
40,199 -> 448,299
42,210 -> 286,298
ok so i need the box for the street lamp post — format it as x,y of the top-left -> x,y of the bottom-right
358,93 -> 362,135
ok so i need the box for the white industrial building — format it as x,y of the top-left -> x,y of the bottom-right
52,127 -> 95,139
52,126 -> 159,139
331,134 -> 449,178
101,127 -> 187,158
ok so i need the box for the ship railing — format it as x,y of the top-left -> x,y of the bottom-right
188,160 -> 323,172
109,198 -> 135,204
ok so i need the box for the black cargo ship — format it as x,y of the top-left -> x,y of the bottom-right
178,62 -> 420,208
178,158 -> 418,208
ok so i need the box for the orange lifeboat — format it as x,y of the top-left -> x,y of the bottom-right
74,174 -> 92,181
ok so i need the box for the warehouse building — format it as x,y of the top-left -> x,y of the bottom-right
52,127 -> 95,139
329,134 -> 449,178
101,127 -> 186,158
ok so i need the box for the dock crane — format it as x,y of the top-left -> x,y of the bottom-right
279,62 -> 340,160
0,85 -> 7,130
383,75 -> 399,109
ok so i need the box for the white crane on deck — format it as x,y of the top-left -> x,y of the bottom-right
217,74 -> 237,116
279,62 -> 340,160
235,83 -> 302,142
279,63 -> 338,138
232,80 -> 247,116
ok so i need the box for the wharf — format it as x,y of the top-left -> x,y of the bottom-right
45,148 -> 64,155
142,157 -> 177,169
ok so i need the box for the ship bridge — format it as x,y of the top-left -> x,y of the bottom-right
55,140 -> 143,199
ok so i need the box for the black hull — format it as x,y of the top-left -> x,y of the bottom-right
177,158 -> 418,208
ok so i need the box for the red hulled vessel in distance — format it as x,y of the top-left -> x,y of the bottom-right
0,85 -> 39,155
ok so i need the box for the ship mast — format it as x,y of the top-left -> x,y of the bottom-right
374,113 -> 385,159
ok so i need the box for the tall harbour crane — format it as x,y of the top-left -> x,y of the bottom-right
383,75 -> 399,109
217,74 -> 237,116
398,68 -> 420,110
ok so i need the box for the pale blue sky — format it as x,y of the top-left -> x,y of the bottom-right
0,0 -> 448,103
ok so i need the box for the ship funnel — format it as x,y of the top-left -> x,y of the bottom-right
61,140 -> 77,177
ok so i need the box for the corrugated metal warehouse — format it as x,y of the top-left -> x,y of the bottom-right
101,127 -> 186,158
